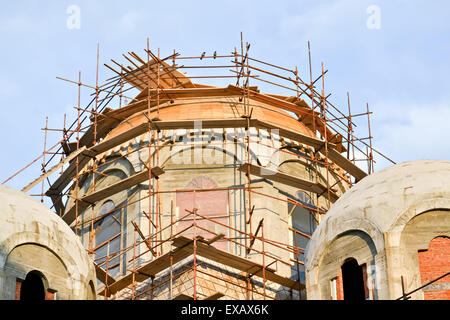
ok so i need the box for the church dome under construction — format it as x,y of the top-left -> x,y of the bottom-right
47,47 -> 364,300
5,41 -> 447,301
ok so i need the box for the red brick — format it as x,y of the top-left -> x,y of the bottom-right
418,236 -> 450,300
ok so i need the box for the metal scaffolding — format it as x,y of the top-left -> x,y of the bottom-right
2,35 -> 394,300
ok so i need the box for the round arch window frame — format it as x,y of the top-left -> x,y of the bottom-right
19,270 -> 49,300
93,199 -> 124,278
288,191 -> 317,282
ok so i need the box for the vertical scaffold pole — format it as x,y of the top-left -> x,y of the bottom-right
41,117 -> 48,203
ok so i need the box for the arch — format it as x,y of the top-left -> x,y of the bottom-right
67,157 -> 135,223
289,191 -> 316,282
161,142 -> 262,168
75,155 -> 135,201
6,242 -> 69,273
1,234 -> 73,271
388,198 -> 450,246
277,159 -> 316,182
305,218 -> 384,271
396,210 -> 450,300
186,175 -> 218,189
0,186 -> 97,300
0,232 -> 95,300
311,229 -> 380,300
20,270 -> 46,300
77,156 -> 134,195
341,258 -> 365,300
87,280 -> 96,300
5,243 -> 68,300
74,162 -> 132,275
275,158 -> 347,195
94,200 -> 123,278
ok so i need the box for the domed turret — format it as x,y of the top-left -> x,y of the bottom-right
0,185 -> 97,300
305,160 -> 450,300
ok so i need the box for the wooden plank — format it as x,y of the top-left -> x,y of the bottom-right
90,123 -> 149,155
301,113 -> 346,153
228,85 -> 348,153
100,239 -> 194,297
123,59 -> 192,91
172,293 -> 193,300
172,292 -> 224,300
136,86 -> 240,100
254,119 -> 327,150
239,163 -> 339,203
172,236 -> 302,290
255,119 -> 366,180
204,292 -> 224,300
45,148 -> 96,194
131,221 -> 157,257
328,148 -> 367,182
228,84 -> 320,123
61,141 -> 71,156
62,166 -> 164,225
22,146 -> 87,192
49,194 -> 65,217
95,263 -> 116,286
150,118 -> 248,130
100,234 -> 303,297
206,234 -> 225,245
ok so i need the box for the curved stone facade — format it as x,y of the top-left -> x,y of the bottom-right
305,160 -> 450,300
0,185 -> 97,300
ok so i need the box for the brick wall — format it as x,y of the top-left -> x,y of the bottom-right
336,268 -> 344,300
15,280 -> 22,300
418,236 -> 450,300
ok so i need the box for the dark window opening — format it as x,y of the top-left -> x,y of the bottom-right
20,270 -> 45,300
94,200 -> 122,278
289,191 -> 316,282
341,258 -> 365,300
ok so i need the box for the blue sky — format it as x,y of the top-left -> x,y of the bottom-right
1,0 -> 449,193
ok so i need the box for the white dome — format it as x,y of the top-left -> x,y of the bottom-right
0,184 -> 96,299
305,160 -> 450,270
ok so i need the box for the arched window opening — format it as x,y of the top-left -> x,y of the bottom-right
94,200 -> 122,278
341,258 -> 365,300
87,280 -> 96,300
20,270 -> 46,300
289,191 -> 316,283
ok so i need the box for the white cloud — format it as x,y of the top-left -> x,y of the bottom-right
373,100 -> 450,167
116,11 -> 146,34
279,0 -> 364,48
0,14 -> 30,33
0,77 -> 19,98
